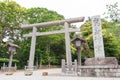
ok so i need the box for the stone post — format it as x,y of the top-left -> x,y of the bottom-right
77,48 -> 81,66
8,54 -> 13,70
91,15 -> 105,58
28,27 -> 37,68
64,22 -> 72,66
74,59 -> 77,74
61,59 -> 65,73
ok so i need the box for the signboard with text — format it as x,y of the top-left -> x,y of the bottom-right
91,15 -> 105,58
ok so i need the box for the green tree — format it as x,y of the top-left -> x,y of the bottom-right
104,2 -> 120,22
16,7 -> 65,68
0,1 -> 26,68
81,19 -> 120,64
0,1 -> 26,42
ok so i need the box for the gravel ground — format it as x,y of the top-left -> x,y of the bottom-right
0,68 -> 120,80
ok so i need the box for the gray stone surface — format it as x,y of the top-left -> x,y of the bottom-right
0,68 -> 120,80
91,15 -> 105,58
78,67 -> 120,77
85,57 -> 118,66
81,57 -> 119,77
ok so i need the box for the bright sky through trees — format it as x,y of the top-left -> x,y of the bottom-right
13,0 -> 120,27
0,0 -> 119,27
14,0 -> 120,18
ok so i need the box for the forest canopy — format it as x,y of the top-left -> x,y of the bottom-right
0,1 -> 120,69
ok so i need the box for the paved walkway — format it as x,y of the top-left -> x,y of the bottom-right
0,68 -> 120,80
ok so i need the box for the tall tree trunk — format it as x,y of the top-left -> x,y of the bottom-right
46,44 -> 50,68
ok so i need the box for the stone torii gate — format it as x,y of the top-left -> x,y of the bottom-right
21,17 -> 84,69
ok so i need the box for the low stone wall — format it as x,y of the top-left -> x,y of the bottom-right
85,57 -> 118,66
61,59 -> 77,75
77,66 -> 120,77
1,67 -> 16,72
39,65 -> 61,69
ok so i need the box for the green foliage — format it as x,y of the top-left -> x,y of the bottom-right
81,21 -> 92,37
25,8 -> 64,24
22,7 -> 65,66
0,0 -> 66,68
0,1 -> 26,42
1,0 -> 120,69
81,19 -> 120,64
0,58 -> 19,63
81,21 -> 94,57
15,7 -> 65,68
104,2 -> 120,22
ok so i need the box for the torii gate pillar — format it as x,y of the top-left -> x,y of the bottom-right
28,22 -> 73,68
28,27 -> 37,67
21,17 -> 84,69
64,22 -> 72,66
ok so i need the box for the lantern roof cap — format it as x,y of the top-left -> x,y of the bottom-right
71,36 -> 86,43
5,43 -> 19,48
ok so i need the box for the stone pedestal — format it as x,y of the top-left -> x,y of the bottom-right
84,57 -> 118,66
80,57 -> 119,77
61,59 -> 77,75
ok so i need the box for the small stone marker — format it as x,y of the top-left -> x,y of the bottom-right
42,72 -> 48,76
5,71 -> 14,75
91,15 -> 105,58
24,69 -> 33,76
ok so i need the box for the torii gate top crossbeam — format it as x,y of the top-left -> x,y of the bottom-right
21,17 -> 84,29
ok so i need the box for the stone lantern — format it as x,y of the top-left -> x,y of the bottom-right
6,43 -> 19,70
71,36 -> 86,66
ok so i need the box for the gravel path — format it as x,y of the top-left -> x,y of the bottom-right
0,68 -> 119,80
